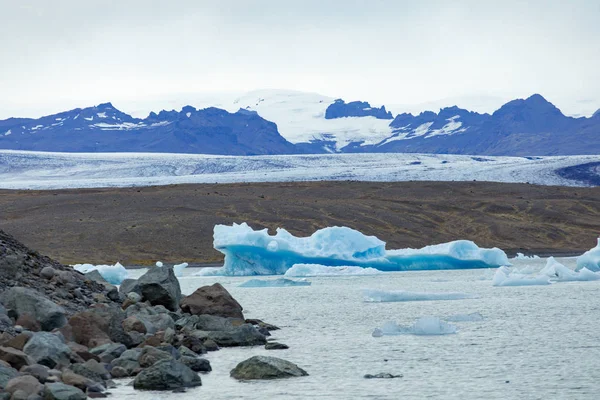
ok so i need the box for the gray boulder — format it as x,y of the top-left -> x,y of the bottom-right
118,279 -> 140,297
138,347 -> 173,368
20,364 -> 50,383
136,267 -> 181,311
70,359 -> 110,382
265,342 -> 289,350
191,324 -> 266,347
110,349 -> 141,377
23,333 -> 71,369
4,375 -> 43,397
96,343 -> 126,364
0,287 -> 66,331
0,363 -> 19,389
124,303 -> 174,334
133,359 -> 201,390
180,283 -> 243,319
69,304 -> 131,348
230,356 -> 308,380
84,271 -> 120,302
0,346 -> 32,370
179,356 -> 211,372
43,382 -> 87,400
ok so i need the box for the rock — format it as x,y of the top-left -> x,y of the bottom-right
138,347 -> 172,368
179,336 -> 206,354
40,267 -> 56,280
180,283 -> 243,319
136,267 -> 181,311
126,292 -> 141,303
20,364 -> 50,383
109,366 -> 128,379
230,356 -> 308,380
202,339 -> 219,352
245,319 -> 280,331
163,327 -> 175,344
5,375 -> 43,397
179,356 -> 211,372
14,315 -> 41,333
194,315 -> 239,332
364,373 -> 403,379
0,347 -> 32,370
176,346 -> 197,358
10,389 -> 29,400
191,324 -> 266,347
124,303 -> 174,334
67,343 -> 98,362
83,270 -> 106,284
84,271 -> 120,302
61,370 -> 100,392
133,359 -> 201,390
70,360 -> 109,382
69,305 -> 131,348
22,333 -> 71,369
5,333 -> 33,352
0,287 -> 66,332
121,316 -> 146,334
265,342 -> 289,350
118,279 -> 139,297
96,344 -> 126,364
0,314 -> 13,332
0,363 -> 19,389
110,349 -> 141,377
43,382 -> 87,400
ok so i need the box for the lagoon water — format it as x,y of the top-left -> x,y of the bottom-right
114,257 -> 600,399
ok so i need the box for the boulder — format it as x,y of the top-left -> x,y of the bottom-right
0,314 -> 13,332
121,316 -> 146,334
22,333 -> 71,369
68,304 -> 131,348
0,288 -> 66,331
110,349 -> 141,377
118,279 -> 139,297
180,283 -> 243,319
230,356 -> 308,380
43,382 -> 87,400
202,339 -> 219,352
138,347 -> 172,368
179,336 -> 206,354
15,314 -> 41,332
179,356 -> 211,372
364,373 -> 403,379
96,343 -> 126,364
136,267 -> 181,311
67,343 -> 98,362
194,315 -> 240,331
265,342 -> 289,350
84,271 -> 120,302
61,369 -> 100,392
0,363 -> 19,389
40,267 -> 56,280
0,347 -> 32,370
70,360 -> 109,382
4,375 -> 43,397
132,359 -> 201,390
20,364 -> 50,383
5,332 -> 33,351
246,319 -> 280,331
191,324 -> 266,347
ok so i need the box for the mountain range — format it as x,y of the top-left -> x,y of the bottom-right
1,91 -> 598,156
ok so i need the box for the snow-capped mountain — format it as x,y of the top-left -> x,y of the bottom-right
0,90 -> 598,156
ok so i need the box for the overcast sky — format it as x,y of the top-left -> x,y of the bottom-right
1,0 -> 599,118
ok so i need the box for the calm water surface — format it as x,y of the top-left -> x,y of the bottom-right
113,257 -> 600,399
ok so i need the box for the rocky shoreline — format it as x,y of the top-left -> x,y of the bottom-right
0,230 -> 306,399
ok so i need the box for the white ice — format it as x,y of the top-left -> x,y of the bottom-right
576,238 -> 600,272
492,266 -> 550,287
513,253 -> 540,260
238,278 -> 311,288
284,264 -> 383,277
73,262 -> 128,285
372,317 -> 458,337
363,289 -> 474,302
539,257 -> 600,282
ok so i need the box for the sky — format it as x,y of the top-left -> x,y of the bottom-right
1,0 -> 599,118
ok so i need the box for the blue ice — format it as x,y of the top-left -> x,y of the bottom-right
73,262 -> 128,284
576,238 -> 600,272
209,223 -> 510,276
239,278 -> 312,288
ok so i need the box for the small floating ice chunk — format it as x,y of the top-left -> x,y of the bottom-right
513,253 -> 540,260
541,257 -> 600,282
173,262 -> 188,277
363,289 -> 474,302
156,261 -> 164,267
73,262 -> 128,285
576,238 -> 600,272
373,317 -> 457,336
239,278 -> 311,288
492,266 -> 550,287
444,312 -> 484,322
284,264 -> 382,277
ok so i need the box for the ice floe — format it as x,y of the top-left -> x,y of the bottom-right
363,289 -> 474,302
73,262 -> 128,285
211,223 -> 509,276
239,278 -> 311,288
576,239 -> 600,272
492,266 -> 550,286
372,317 -> 458,337
493,257 -> 600,286
284,264 -> 382,277
173,262 -> 188,277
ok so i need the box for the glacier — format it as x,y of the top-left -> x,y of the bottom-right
363,289 -> 474,302
284,264 -> 383,277
372,317 -> 458,337
576,239 -> 600,272
211,223 -> 509,276
238,278 -> 311,288
73,262 -> 128,285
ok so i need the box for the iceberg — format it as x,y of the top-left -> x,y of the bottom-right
73,262 -> 128,285
540,257 -> 600,282
513,253 -> 540,260
239,278 -> 311,288
492,266 -> 550,287
284,264 -> 382,277
173,262 -> 188,277
212,223 -> 510,276
576,239 -> 600,272
363,289 -> 474,302
373,317 -> 457,337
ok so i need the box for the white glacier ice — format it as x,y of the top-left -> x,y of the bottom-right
492,266 -> 550,287
173,262 -> 188,277
372,317 -> 458,337
444,312 -> 485,322
576,239 -> 600,272
238,278 -> 312,288
284,264 -> 383,277
211,223 -> 510,276
513,253 -> 540,260
156,261 -> 164,267
363,289 -> 474,302
539,257 -> 600,282
73,262 -> 128,285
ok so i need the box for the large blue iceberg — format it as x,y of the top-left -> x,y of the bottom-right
208,223 -> 510,276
